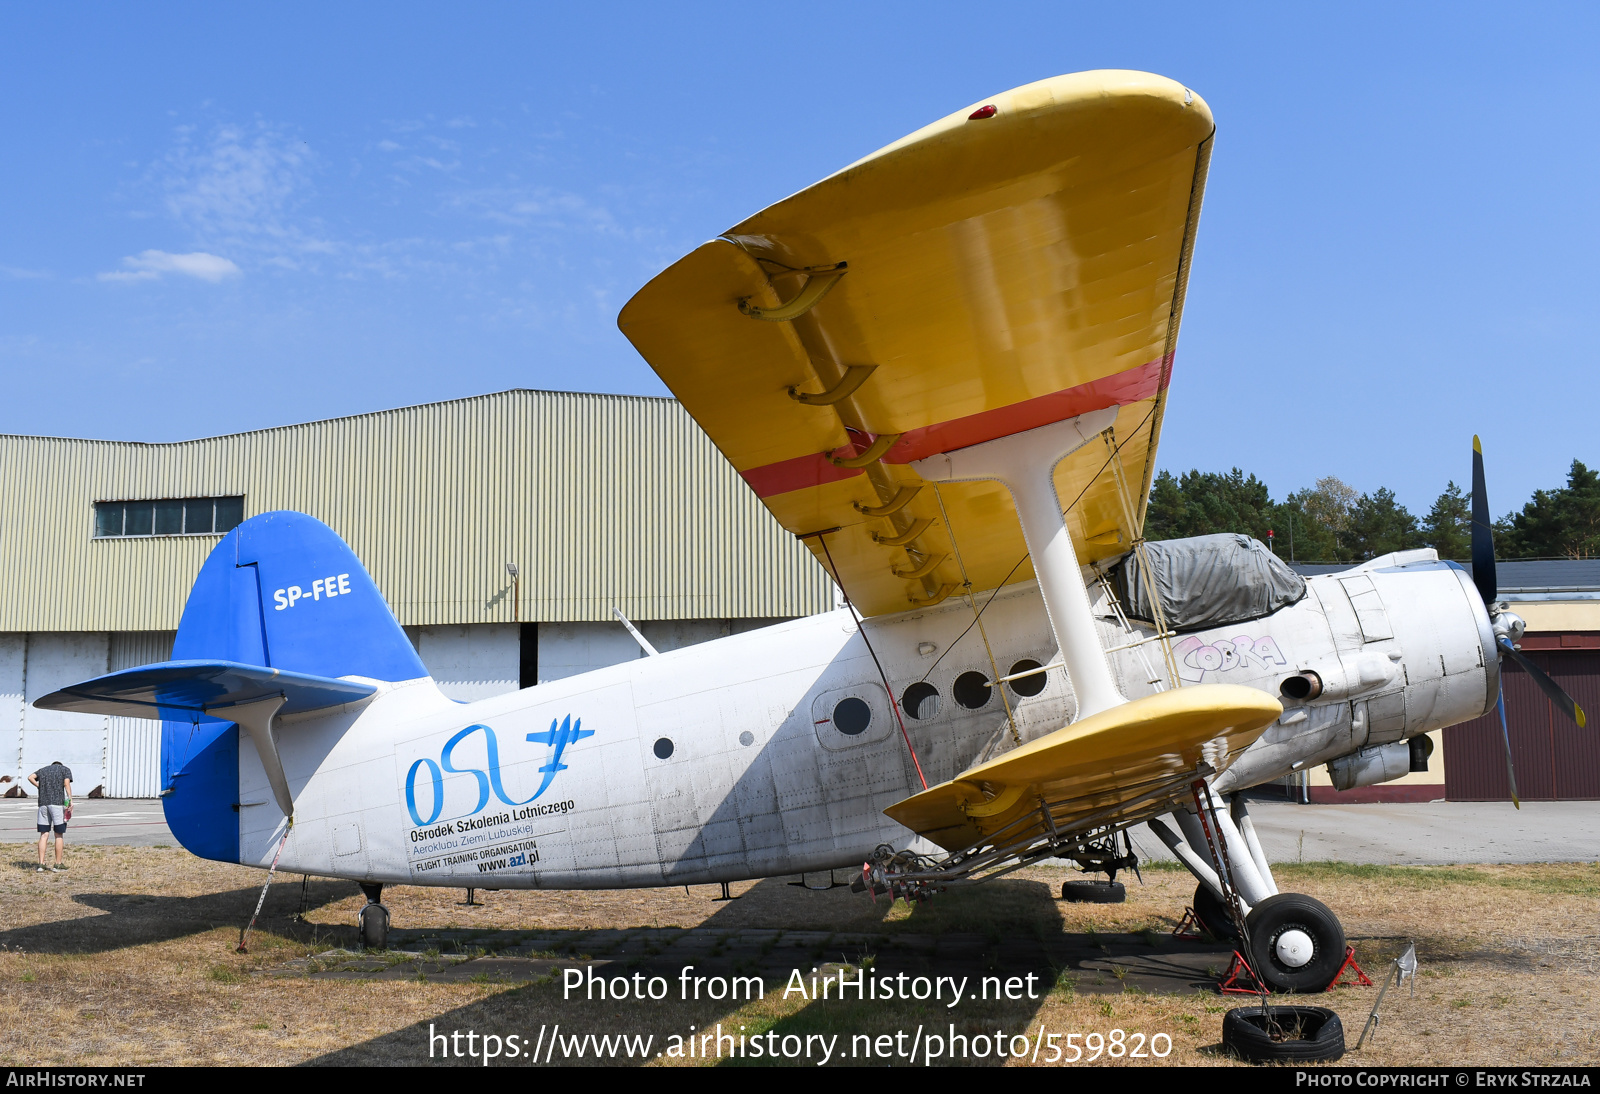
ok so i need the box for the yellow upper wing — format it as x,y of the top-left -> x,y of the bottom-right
618,71 -> 1213,616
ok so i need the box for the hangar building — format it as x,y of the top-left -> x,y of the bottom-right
1,390 -> 833,797
5,386 -> 1591,805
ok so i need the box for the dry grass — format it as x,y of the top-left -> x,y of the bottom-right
0,845 -> 1595,1067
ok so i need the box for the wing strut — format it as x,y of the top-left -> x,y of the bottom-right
913,408 -> 1126,719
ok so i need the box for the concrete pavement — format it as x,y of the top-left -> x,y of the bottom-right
1130,800 -> 1600,866
1,798 -> 174,847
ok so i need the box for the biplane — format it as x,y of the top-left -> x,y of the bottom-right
37,71 -> 1584,993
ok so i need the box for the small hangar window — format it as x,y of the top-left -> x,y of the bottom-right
95,496 -> 244,539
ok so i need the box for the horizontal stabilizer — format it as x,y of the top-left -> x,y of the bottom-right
884,685 -> 1281,850
33,659 -> 377,723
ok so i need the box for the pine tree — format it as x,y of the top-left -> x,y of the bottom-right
1274,489 -> 1346,562
1423,481 -> 1471,561
1345,487 -> 1423,560
1142,468 -> 1274,541
1144,469 -> 1188,541
1497,460 -> 1600,559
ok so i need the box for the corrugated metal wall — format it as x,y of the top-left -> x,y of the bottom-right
0,390 -> 833,631
1444,648 -> 1600,800
106,632 -> 174,797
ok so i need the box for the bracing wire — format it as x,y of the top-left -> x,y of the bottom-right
932,484 -> 1021,746
813,532 -> 928,790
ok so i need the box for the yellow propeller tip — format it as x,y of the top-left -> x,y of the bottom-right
1473,435 -> 1482,453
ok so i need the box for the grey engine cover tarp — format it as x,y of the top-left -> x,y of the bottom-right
1110,533 -> 1306,632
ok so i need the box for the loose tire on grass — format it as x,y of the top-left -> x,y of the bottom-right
1193,883 -> 1240,940
1245,893 -> 1346,994
1221,1005 -> 1345,1063
1061,879 -> 1125,903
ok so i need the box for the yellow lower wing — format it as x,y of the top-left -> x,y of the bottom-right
884,686 -> 1282,851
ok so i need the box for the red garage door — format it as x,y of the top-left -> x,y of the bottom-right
1444,646 -> 1600,801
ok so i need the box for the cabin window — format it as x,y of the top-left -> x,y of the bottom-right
902,681 -> 941,720
94,496 -> 244,538
832,697 -> 872,735
953,670 -> 992,710
653,737 -> 674,759
1007,659 -> 1047,698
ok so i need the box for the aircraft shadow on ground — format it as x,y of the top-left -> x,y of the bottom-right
305,875 -> 1235,1067
0,878 -> 363,955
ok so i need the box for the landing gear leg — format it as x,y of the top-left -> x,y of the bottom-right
1151,789 -> 1348,993
357,882 -> 389,950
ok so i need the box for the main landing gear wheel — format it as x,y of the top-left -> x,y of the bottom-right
1192,884 -> 1240,941
1245,893 -> 1346,994
1061,879 -> 1125,903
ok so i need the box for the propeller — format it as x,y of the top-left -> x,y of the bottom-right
1469,436 -> 1588,809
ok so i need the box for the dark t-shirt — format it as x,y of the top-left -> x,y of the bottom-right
33,764 -> 72,806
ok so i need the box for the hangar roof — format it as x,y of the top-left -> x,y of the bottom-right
0,390 -> 834,631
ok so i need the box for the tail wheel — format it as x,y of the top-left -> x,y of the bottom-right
357,902 -> 390,950
1245,893 -> 1346,993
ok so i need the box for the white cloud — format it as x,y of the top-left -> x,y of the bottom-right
99,250 -> 241,283
156,123 -> 333,257
448,187 -> 620,234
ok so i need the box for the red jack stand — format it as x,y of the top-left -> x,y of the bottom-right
1217,950 -> 1261,995
1326,945 -> 1373,990
1173,906 -> 1206,940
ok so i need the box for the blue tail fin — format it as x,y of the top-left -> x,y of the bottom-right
163,511 -> 425,861
175,510 -> 425,681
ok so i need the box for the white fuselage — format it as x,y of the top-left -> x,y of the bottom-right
243,553 -> 1496,887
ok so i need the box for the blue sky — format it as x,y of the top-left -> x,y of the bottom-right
2,4 -> 1595,518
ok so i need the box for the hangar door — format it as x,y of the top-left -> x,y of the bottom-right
1444,645 -> 1600,801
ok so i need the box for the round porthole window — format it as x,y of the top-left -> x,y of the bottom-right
1008,659 -> 1046,698
653,737 -> 674,759
952,670 -> 992,710
738,730 -> 755,747
832,697 -> 872,735
902,681 -> 941,720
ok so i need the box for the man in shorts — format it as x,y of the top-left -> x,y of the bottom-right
29,760 -> 72,873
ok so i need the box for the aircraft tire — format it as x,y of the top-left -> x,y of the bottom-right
1245,893 -> 1346,994
358,902 -> 390,950
1192,884 -> 1240,941
1061,879 -> 1125,903
1221,1005 -> 1344,1063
